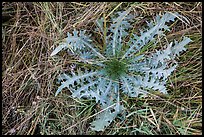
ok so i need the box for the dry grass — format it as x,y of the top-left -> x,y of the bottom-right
2,2 -> 202,135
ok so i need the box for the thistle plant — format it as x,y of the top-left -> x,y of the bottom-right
51,8 -> 191,131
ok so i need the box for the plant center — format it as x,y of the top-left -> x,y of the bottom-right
103,58 -> 128,80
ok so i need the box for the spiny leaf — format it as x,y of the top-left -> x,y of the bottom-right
51,43 -> 68,56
